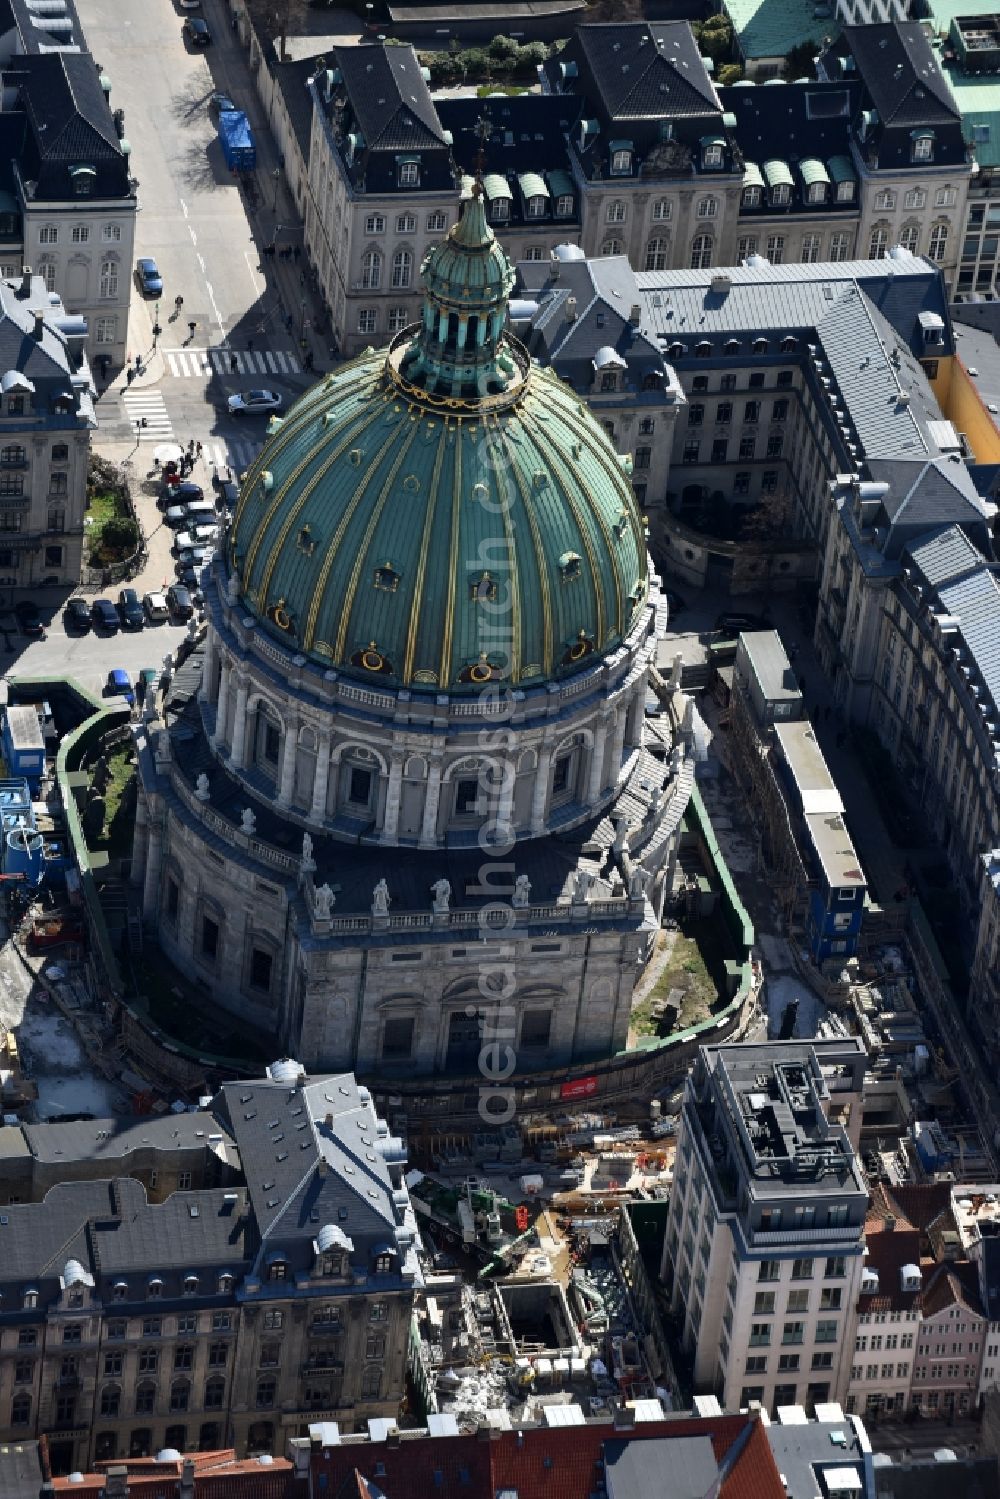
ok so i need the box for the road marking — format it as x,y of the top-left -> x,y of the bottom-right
122,390 -> 174,439
205,439 -> 261,472
161,348 -> 300,377
204,280 -> 225,337
244,250 -> 263,298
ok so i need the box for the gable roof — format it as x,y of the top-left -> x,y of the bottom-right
333,42 -> 448,151
571,22 -> 721,119
308,1414 -> 786,1499
17,51 -> 131,201
861,1186 -> 924,1314
905,523 -> 985,588
919,1260 -> 983,1320
841,23 -> 960,128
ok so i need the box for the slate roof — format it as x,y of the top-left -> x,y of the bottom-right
0,1178 -> 114,1284
214,1071 -> 419,1286
22,1111 -> 233,1163
935,559 -> 1000,718
17,52 -> 131,202
905,522 -> 985,588
440,95 -> 580,217
87,1182 -> 248,1284
841,24 -> 960,128
514,254 -> 665,381
334,43 -> 448,151
569,21 -> 721,119
719,81 -> 858,216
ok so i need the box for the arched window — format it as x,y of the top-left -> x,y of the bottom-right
696,196 -> 717,219
869,225 -> 889,259
40,262 -> 57,293
929,224 -> 949,263
204,1376 -> 225,1410
690,235 -> 713,269
100,1385 -> 121,1417
135,1380 -> 156,1414
391,249 -> 412,289
99,258 -> 119,299
899,222 -> 919,254
606,200 -> 626,223
645,238 -> 669,271
361,249 -> 381,289
11,1392 -> 30,1425
600,239 -> 622,256
170,1379 -> 190,1413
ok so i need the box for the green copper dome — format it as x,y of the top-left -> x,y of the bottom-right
226,193 -> 648,694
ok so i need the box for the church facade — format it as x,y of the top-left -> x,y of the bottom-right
132,191 -> 692,1082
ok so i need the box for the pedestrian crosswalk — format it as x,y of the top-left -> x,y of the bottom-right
202,439 -> 262,474
122,389 -> 173,440
163,347 -> 301,379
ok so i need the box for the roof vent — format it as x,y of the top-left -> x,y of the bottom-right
710,273 -> 732,295
629,303 -> 641,325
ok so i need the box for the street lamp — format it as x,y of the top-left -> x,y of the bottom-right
271,167 -> 281,213
152,302 -> 161,349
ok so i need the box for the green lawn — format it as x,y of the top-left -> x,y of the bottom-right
632,918 -> 732,1038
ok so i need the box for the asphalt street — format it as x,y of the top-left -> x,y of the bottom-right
78,0 -> 317,461
3,608 -> 191,703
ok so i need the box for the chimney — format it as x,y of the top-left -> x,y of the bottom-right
180,1457 -> 196,1499
33,310 -> 44,342
884,1215 -> 896,1232
386,1428 -> 401,1448
104,1469 -> 128,1499
629,303 -> 641,325
20,266 -> 31,297
565,295 -> 577,322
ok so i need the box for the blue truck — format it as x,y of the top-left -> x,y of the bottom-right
218,109 -> 256,172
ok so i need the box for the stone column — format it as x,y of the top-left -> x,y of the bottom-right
586,717 -> 610,805
626,689 -> 645,748
142,813 -> 163,922
211,657 -> 231,750
277,718 -> 298,808
496,757 -> 515,838
609,707 -> 627,782
530,745 -> 552,836
230,678 -> 249,771
419,757 -> 443,848
198,628 -> 216,704
310,729 -> 332,822
381,751 -> 405,843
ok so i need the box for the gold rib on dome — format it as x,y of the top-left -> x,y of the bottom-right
224,191 -> 649,694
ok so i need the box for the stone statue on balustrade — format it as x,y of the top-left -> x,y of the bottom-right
512,873 -> 531,908
372,878 -> 390,915
314,883 -> 335,919
240,807 -> 256,835
431,878 -> 451,914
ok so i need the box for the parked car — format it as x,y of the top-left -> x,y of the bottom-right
117,587 -> 145,629
91,598 -> 119,631
164,506 -> 190,528
134,257 -> 163,298
714,610 -> 771,638
166,584 -> 194,620
143,590 -> 170,622
179,0 -> 201,8
14,600 -> 44,637
209,90 -> 236,114
63,596 -> 91,632
159,481 -> 204,505
105,668 -> 135,706
227,388 -> 283,417
182,500 -> 217,526
184,17 -> 211,44
176,545 -> 211,571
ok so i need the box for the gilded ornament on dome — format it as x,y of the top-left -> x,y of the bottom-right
520,664 -> 543,680
297,525 -> 316,556
373,563 -> 400,594
352,642 -> 392,675
413,668 -> 438,685
269,598 -> 294,633
402,474 -> 421,493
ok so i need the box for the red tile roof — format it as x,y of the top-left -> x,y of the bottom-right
919,1260 -> 985,1321
860,1193 -> 924,1315
52,1449 -> 304,1499
310,1414 -> 785,1499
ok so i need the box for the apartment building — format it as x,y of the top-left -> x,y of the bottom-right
848,1187 -> 922,1418
0,0 -> 137,374
662,1039 -> 869,1415
0,1063 -> 420,1475
0,270 -> 95,605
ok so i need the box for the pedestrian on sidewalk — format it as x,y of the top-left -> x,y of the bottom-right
293,245 -> 301,263
229,353 -> 238,374
246,337 -> 254,353
196,441 -> 203,460
304,350 -> 314,372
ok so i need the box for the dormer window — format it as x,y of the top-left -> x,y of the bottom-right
702,142 -> 724,170
555,194 -> 573,218
69,163 -> 96,196
320,1253 -> 344,1277
23,1288 -> 37,1310
113,1281 -> 128,1301
268,1258 -> 287,1283
771,184 -> 791,206
911,131 -> 934,163
376,1253 -> 393,1274
183,1275 -> 199,1296
836,179 -> 855,202
742,185 -> 761,209
147,1277 -> 163,1300
559,551 -> 582,582
610,143 -> 632,176
397,158 -> 420,187
526,195 -> 546,220
491,197 -> 509,223
218,1273 -> 234,1295
600,371 -> 618,392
